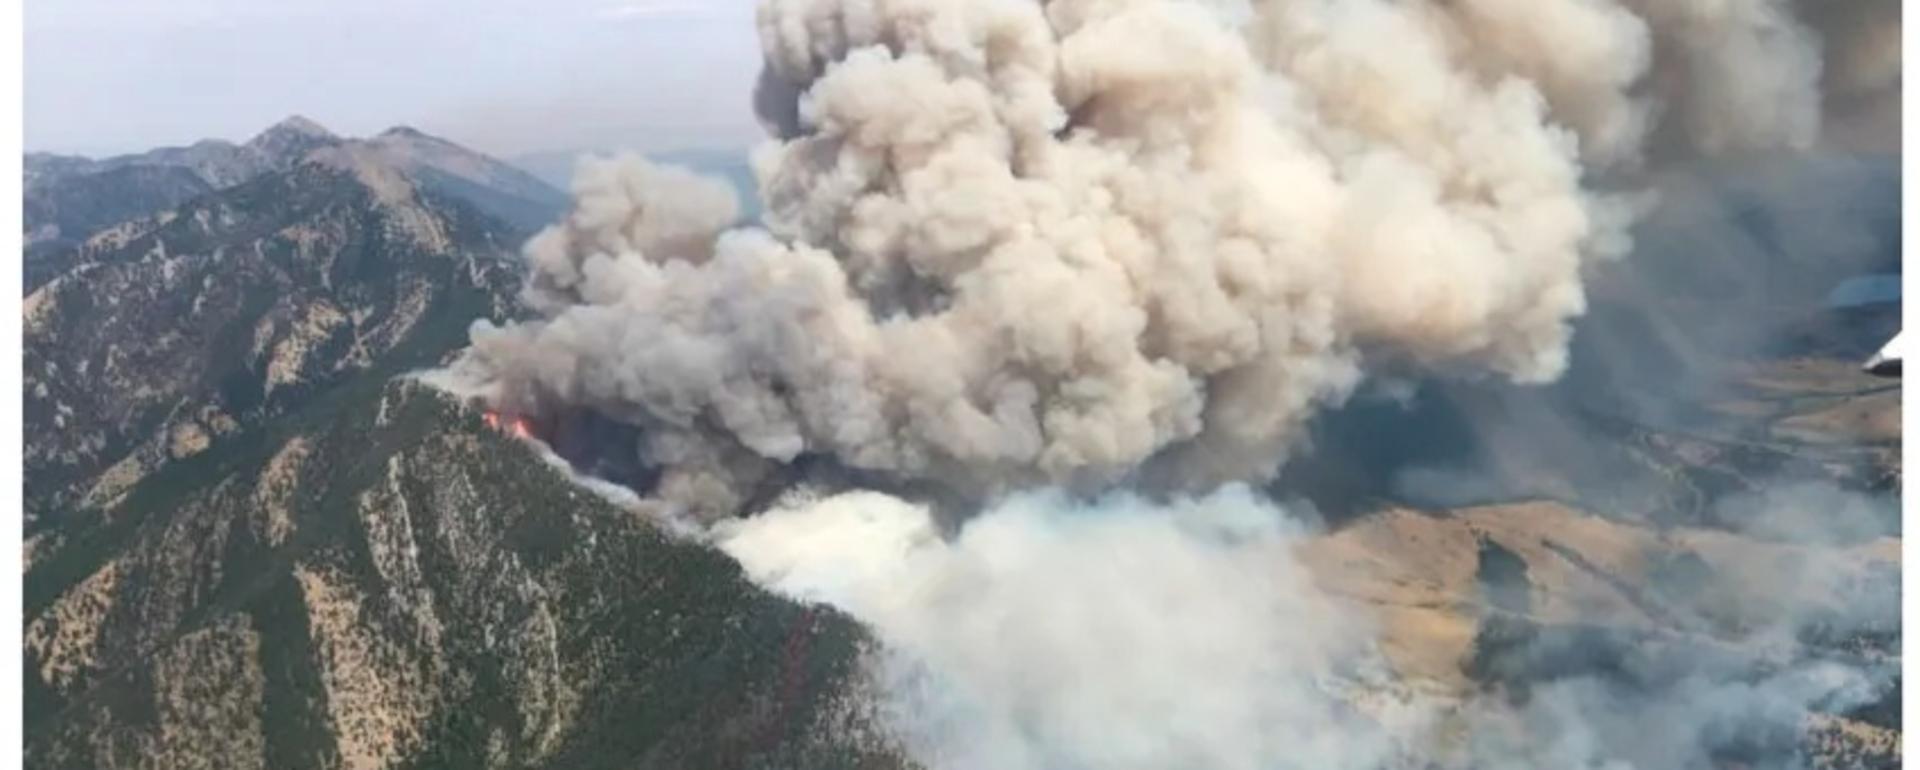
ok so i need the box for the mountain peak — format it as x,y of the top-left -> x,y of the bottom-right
258,114 -> 335,140
245,115 -> 341,166
376,125 -> 439,143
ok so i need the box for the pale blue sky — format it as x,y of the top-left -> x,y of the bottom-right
26,0 -> 767,158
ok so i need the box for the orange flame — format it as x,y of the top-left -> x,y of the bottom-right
483,410 -> 536,441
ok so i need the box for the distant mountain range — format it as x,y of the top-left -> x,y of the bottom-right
26,116 -> 335,192
24,117 -> 568,266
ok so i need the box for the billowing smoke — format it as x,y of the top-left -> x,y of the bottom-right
717,487 -> 1431,769
434,1 -> 1897,765
716,486 -> 1894,769
457,0 -> 1888,518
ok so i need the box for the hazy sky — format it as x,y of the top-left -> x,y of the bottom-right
26,0 -> 767,158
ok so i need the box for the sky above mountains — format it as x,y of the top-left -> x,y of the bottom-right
26,0 -> 764,158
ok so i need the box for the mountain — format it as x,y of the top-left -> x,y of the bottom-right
23,118 -> 567,263
20,115 -> 907,769
241,116 -> 340,169
344,127 -> 569,233
24,378 -> 908,769
25,115 -> 329,191
22,165 -> 213,259
23,151 -> 525,529
23,117 -> 333,257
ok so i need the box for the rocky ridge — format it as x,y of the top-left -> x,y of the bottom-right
25,379 -> 910,769
24,117 -> 565,267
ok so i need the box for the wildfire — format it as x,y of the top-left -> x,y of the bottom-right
483,411 -> 535,440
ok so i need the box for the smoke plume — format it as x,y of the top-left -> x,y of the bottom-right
435,1 -> 1899,765
716,486 -> 1894,770
717,487 -> 1429,769
458,0 -> 1886,518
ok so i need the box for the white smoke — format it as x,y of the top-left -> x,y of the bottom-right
717,487 -> 1434,770
715,486 -> 1890,769
457,0 -> 1895,518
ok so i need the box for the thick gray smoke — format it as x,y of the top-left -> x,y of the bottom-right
436,1 -> 1898,766
459,0 -> 1888,518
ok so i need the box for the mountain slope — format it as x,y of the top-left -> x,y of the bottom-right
22,128 -> 907,769
1297,493 -> 1898,768
18,136 -> 910,760
24,378 -> 907,770
351,128 -> 568,233
22,155 -> 524,530
1261,213 -> 1902,768
22,165 -> 213,258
